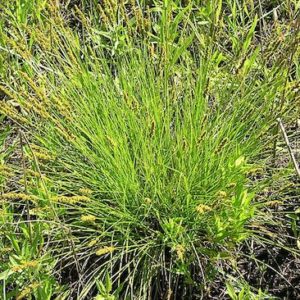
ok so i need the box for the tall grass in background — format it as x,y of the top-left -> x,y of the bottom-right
0,0 -> 299,299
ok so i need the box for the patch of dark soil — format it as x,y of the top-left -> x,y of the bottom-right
238,242 -> 300,299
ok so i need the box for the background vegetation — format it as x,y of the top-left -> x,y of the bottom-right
0,0 -> 299,299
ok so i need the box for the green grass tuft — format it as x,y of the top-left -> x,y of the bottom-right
0,0 -> 299,299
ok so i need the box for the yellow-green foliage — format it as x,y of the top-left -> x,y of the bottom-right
0,1 -> 299,299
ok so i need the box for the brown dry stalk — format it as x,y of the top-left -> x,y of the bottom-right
277,118 -> 300,177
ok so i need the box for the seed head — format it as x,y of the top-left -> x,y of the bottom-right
196,204 -> 212,214
81,215 -> 96,223
96,246 -> 115,256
